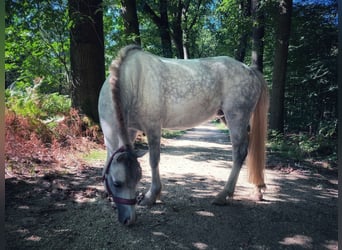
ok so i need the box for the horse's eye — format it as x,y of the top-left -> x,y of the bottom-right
113,181 -> 123,188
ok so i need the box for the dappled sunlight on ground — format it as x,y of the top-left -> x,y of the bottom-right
5,122 -> 338,249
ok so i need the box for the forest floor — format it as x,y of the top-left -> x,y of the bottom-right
5,122 -> 338,249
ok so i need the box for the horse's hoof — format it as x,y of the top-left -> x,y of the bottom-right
252,192 -> 263,201
251,189 -> 264,201
137,193 -> 157,207
136,192 -> 145,204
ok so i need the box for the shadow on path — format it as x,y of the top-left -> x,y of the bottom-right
5,121 -> 338,249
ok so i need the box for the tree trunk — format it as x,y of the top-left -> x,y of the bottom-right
121,0 -> 141,45
339,0 -> 342,171
142,1 -> 172,57
251,0 -> 264,72
235,33 -> 249,62
182,26 -> 189,59
269,0 -> 293,132
170,0 -> 184,58
172,21 -> 184,58
235,0 -> 251,62
159,0 -> 173,57
69,0 -> 105,122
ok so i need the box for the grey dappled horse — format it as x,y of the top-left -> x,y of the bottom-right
98,45 -> 269,225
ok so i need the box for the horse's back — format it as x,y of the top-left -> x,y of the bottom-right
119,49 -> 263,130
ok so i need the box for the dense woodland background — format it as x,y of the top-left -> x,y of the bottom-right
5,0 -> 338,166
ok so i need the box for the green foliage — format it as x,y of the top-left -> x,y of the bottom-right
216,0 -> 252,57
267,130 -> 337,161
5,0 -> 338,158
5,0 -> 70,92
284,1 -> 337,135
103,2 -> 125,68
5,84 -> 71,120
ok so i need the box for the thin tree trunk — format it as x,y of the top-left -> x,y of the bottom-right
235,0 -> 251,62
170,0 -> 184,58
159,0 -> 173,57
121,0 -> 141,45
172,21 -> 184,58
338,0 -> 342,170
142,1 -> 172,57
269,0 -> 293,132
235,33 -> 249,62
182,28 -> 189,59
251,0 -> 264,72
69,0 -> 105,122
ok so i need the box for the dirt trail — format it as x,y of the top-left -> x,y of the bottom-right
5,122 -> 338,249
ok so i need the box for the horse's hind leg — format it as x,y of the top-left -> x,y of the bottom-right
212,113 -> 249,205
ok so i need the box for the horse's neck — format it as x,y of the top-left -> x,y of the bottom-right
112,94 -> 134,152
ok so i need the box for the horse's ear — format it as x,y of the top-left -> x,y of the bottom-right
135,149 -> 148,158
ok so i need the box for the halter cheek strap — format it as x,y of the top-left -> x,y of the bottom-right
102,146 -> 126,180
103,146 -> 138,205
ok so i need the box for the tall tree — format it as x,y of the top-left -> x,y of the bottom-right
142,0 -> 173,57
121,0 -> 141,45
169,0 -> 184,58
338,0 -> 342,170
269,0 -> 293,132
169,0 -> 205,59
180,0 -> 203,59
250,0 -> 264,72
69,0 -> 105,122
235,0 -> 251,62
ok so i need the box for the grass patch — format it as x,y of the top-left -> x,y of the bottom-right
81,129 -> 185,162
161,129 -> 185,138
134,130 -> 185,148
211,119 -> 229,134
82,149 -> 107,163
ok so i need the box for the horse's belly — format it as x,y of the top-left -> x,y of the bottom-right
162,101 -> 219,129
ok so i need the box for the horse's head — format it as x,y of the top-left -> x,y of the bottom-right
103,148 -> 146,225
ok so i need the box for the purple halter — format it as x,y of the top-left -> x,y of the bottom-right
102,146 -> 138,205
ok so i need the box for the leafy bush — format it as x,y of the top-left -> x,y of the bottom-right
267,130 -> 337,162
5,107 -> 103,172
52,108 -> 102,144
5,83 -> 70,120
5,80 -> 102,169
5,109 -> 55,164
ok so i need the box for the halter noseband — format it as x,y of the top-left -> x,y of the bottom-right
102,146 -> 138,205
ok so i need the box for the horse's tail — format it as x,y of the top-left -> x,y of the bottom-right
109,45 -> 141,85
109,45 -> 141,149
246,69 -> 269,187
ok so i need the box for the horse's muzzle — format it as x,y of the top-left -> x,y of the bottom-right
117,204 -> 136,226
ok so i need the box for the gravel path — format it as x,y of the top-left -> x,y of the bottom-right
5,122 -> 338,249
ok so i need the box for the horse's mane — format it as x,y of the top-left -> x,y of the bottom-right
109,45 -> 142,151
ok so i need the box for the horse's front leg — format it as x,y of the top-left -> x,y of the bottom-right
139,132 -> 162,206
